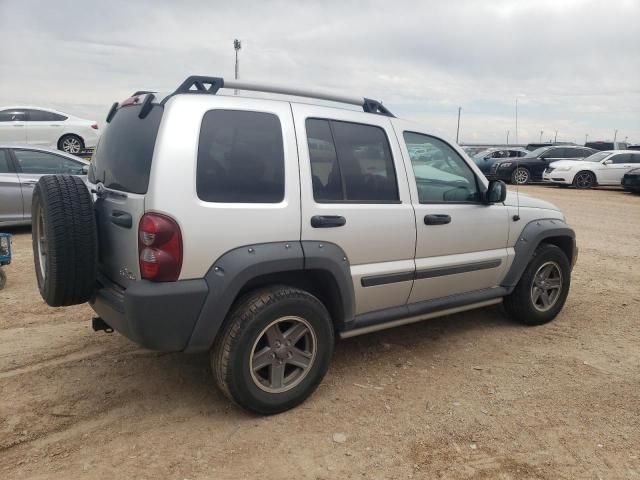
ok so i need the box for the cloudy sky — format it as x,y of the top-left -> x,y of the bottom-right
1,0 -> 638,144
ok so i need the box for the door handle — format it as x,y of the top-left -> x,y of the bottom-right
311,215 -> 346,228
13,124 -> 24,127
424,214 -> 451,225
110,210 -> 132,228
22,180 -> 38,186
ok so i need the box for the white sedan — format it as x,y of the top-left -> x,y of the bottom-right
0,107 -> 100,154
543,150 -> 640,189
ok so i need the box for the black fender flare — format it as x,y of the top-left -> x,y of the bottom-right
501,219 -> 576,290
184,241 -> 354,353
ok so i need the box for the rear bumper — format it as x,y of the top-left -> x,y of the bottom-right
90,274 -> 208,351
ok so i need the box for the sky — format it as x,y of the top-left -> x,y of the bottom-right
0,0 -> 638,145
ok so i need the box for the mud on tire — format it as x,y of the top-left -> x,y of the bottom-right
32,175 -> 97,306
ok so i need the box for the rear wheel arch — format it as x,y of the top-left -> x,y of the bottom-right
184,241 -> 354,353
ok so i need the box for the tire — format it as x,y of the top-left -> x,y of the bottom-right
212,285 -> 334,414
58,134 -> 84,154
511,167 -> 530,185
0,268 -> 6,290
32,175 -> 97,307
504,244 -> 571,326
573,171 -> 596,189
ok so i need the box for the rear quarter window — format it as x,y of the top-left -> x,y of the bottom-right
196,110 -> 285,203
89,104 -> 163,194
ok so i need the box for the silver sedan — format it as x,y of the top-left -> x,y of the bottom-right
0,145 -> 89,226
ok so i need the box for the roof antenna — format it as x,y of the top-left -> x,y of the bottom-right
513,155 -> 521,222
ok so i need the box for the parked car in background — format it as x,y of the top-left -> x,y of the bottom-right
622,167 -> 640,193
525,142 -> 575,151
0,107 -> 100,154
473,147 -> 528,174
489,145 -> 597,184
585,141 -> 629,151
543,151 -> 640,189
0,146 -> 88,226
627,144 -> 640,151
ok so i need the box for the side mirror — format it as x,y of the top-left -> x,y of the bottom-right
603,159 -> 613,165
486,180 -> 507,204
82,164 -> 89,174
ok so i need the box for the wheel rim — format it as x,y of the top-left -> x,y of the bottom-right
36,207 -> 47,281
575,172 -> 593,188
249,316 -> 317,394
530,261 -> 563,312
514,168 -> 529,184
62,137 -> 81,153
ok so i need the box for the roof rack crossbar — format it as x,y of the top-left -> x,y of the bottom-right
168,76 -> 394,117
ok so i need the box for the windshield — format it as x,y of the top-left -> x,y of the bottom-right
522,147 -> 551,158
583,151 -> 611,163
472,149 -> 495,160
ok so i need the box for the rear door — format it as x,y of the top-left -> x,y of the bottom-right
24,109 -> 66,146
0,149 -> 24,224
0,110 -> 27,144
88,101 -> 163,288
292,104 -> 416,316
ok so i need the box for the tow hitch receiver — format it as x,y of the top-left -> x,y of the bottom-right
92,317 -> 114,333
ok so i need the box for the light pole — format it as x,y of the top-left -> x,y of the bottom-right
515,97 -> 518,144
456,107 -> 461,144
540,130 -> 543,142
585,133 -> 588,144
613,129 -> 618,142
554,130 -> 558,142
506,130 -> 510,145
233,39 -> 242,95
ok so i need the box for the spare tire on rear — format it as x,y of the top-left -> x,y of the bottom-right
32,175 -> 98,307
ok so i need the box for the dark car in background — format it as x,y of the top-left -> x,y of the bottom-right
488,145 -> 597,184
585,141 -> 629,151
622,167 -> 640,193
473,147 -> 528,174
627,144 -> 640,151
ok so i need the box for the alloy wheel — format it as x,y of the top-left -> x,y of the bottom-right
575,172 -> 594,189
530,261 -> 563,312
513,168 -> 529,184
62,137 -> 81,154
250,316 -> 317,393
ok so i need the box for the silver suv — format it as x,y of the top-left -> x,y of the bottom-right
31,76 -> 577,414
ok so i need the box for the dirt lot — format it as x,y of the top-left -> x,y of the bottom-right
1,185 -> 639,479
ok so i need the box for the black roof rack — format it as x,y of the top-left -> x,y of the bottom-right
165,75 -> 394,117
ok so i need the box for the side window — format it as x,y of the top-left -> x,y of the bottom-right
13,150 -> 64,174
306,119 -> 399,203
0,110 -> 26,122
197,110 -> 285,203
403,132 -> 480,203
565,149 -> 584,159
0,150 -> 10,173
580,149 -> 595,158
544,148 -> 565,158
60,158 -> 86,174
611,154 -> 630,164
630,154 -> 640,164
26,110 -> 64,121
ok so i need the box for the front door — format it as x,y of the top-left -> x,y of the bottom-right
393,121 -> 510,303
293,104 -> 416,316
0,110 -> 27,144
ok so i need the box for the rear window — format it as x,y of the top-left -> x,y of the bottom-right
196,110 -> 285,203
89,104 -> 163,194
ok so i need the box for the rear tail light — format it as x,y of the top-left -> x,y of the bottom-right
138,213 -> 182,281
91,123 -> 99,130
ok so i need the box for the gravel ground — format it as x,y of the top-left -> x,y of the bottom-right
1,185 -> 639,479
